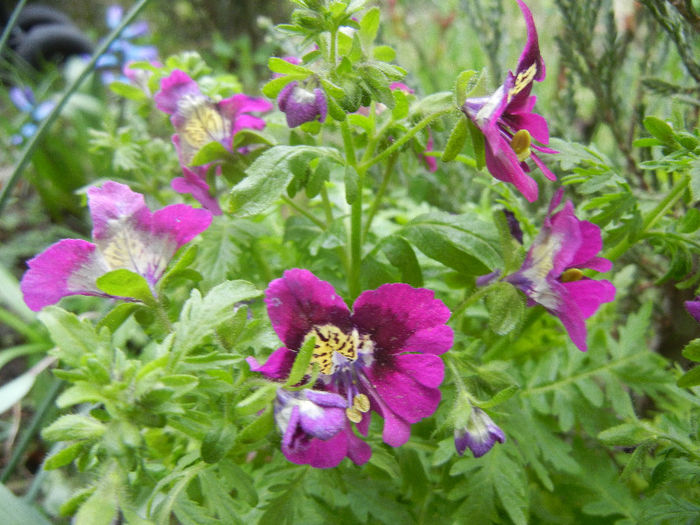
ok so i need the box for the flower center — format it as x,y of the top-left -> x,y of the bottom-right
510,129 -> 532,162
560,268 -> 584,282
508,63 -> 538,102
305,324 -> 372,375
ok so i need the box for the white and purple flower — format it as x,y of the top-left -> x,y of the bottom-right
461,0 -> 556,202
506,189 -> 616,351
154,70 -> 272,213
277,81 -> 328,128
454,407 -> 506,458
20,181 -> 212,311
247,269 -> 453,468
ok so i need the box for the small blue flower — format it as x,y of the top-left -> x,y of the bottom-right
9,87 -> 55,145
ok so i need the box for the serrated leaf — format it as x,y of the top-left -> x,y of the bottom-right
38,307 -> 102,368
598,423 -> 655,446
677,365 -> 700,387
173,280 -> 261,357
359,7 -> 380,47
201,426 -> 237,464
96,269 -> 156,306
643,116 -> 677,148
229,145 -> 341,217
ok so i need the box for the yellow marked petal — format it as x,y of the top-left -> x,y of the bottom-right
510,129 -> 532,162
561,268 -> 584,282
507,63 -> 538,102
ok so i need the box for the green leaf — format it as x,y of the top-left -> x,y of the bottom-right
454,69 -> 479,106
479,385 -> 519,409
236,408 -> 275,444
643,116 -> 677,148
441,116 -> 469,162
229,145 -> 341,217
0,483 -> 51,525
466,118 -> 486,169
109,81 -> 147,101
677,365 -> 700,387
173,280 -> 261,357
268,57 -> 312,75
236,384 -> 277,417
598,423 -> 655,446
190,141 -> 232,166
391,88 -> 409,120
285,336 -> 315,387
44,442 -> 87,470
359,7 -> 380,47
373,45 -> 396,62
96,269 -> 156,306
381,235 -> 423,287
97,302 -> 141,332
485,282 -> 524,335
74,467 -> 120,525
681,338 -> 700,362
42,415 -> 106,442
262,75 -> 302,99
38,307 -> 102,368
201,426 -> 237,464
400,212 -> 502,275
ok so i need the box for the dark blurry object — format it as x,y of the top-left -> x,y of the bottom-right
1,3 -> 93,69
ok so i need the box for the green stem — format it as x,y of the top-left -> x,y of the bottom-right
0,0 -> 153,216
341,120 -> 364,298
604,174 -> 690,261
363,152 -> 398,237
319,183 -> 334,226
0,376 -> 62,483
0,308 -> 43,343
359,108 -> 453,171
330,29 -> 337,66
281,195 -> 326,229
0,0 -> 28,57
450,282 -> 499,322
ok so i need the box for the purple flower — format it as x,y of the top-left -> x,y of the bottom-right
154,70 -> 272,211
686,297 -> 700,323
506,189 -> 616,351
277,81 -> 327,128
461,0 -> 556,202
9,87 -> 55,146
274,388 -> 349,468
20,181 -> 212,311
247,269 -> 453,468
454,408 -> 506,458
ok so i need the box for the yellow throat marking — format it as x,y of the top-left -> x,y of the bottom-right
508,63 -> 537,102
305,324 -> 369,375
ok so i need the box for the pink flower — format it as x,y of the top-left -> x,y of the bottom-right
247,269 -> 453,468
277,81 -> 327,128
154,70 -> 272,212
461,0 -> 556,202
506,189 -> 615,351
20,182 -> 211,311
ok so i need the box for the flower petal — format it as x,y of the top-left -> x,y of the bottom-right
20,239 -> 108,311
483,125 -> 539,202
246,347 -> 296,380
154,70 -> 202,116
561,278 -> 616,320
88,181 -> 150,240
394,354 -> 445,388
352,283 -> 453,355
685,298 -> 700,323
265,269 -> 351,351
367,368 -> 441,425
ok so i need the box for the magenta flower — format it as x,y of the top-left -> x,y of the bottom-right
505,189 -> 615,351
461,0 -> 556,202
20,181 -> 212,311
686,297 -> 700,323
454,408 -> 506,458
274,388 -> 349,468
247,269 -> 453,468
154,70 -> 272,211
277,81 -> 327,128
